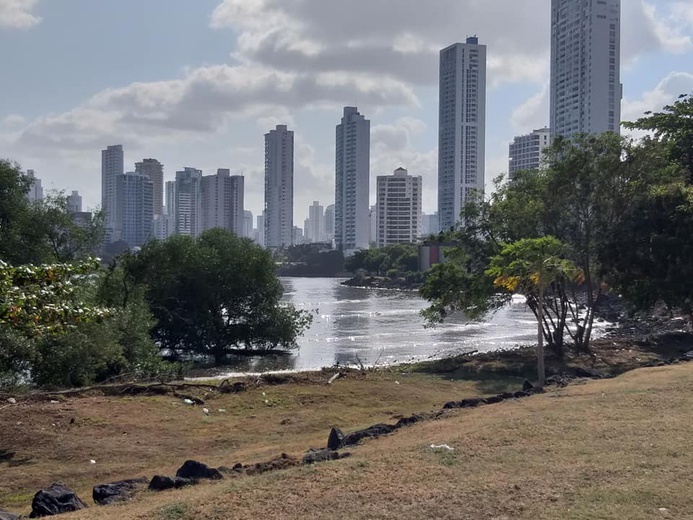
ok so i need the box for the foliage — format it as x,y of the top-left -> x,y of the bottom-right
0,258 -> 110,336
624,93 -> 693,182
122,229 -> 312,364
345,244 -> 419,277
603,183 -> 693,315
280,243 -> 345,276
421,130 -> 678,355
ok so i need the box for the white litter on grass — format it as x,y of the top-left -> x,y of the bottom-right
430,444 -> 454,451
89,459 -> 96,464
202,408 -> 210,415
218,409 -> 226,413
7,397 -> 17,404
50,400 -> 59,404
395,381 -> 400,385
183,399 -> 194,405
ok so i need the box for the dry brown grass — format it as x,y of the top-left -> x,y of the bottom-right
2,361 -> 693,519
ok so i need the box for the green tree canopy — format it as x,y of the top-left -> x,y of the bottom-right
122,229 -> 312,364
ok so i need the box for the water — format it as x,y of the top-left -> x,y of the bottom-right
221,277 -> 542,374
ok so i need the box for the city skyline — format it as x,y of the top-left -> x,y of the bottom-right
1,1 -> 692,224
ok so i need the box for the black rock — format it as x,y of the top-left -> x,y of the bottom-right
0,510 -> 21,520
499,392 -> 516,400
30,483 -> 88,518
343,424 -> 395,446
303,449 -> 351,464
683,350 -> 693,360
545,375 -> 571,387
327,427 -> 345,450
175,460 -> 223,480
93,478 -> 148,505
485,395 -> 505,404
513,391 -> 530,399
522,380 -> 534,392
148,475 -> 197,492
443,400 -> 461,409
395,413 -> 427,428
572,367 -> 604,379
460,398 -> 487,408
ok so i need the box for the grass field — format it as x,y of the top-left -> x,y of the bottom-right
1,339 -> 692,519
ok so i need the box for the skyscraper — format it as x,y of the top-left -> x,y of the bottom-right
115,172 -> 153,248
264,125 -> 294,249
335,106 -> 370,252
438,37 -> 487,232
243,210 -> 254,239
508,127 -> 551,178
324,204 -> 335,244
102,145 -> 124,238
550,0 -> 621,137
376,168 -> 422,247
135,158 -> 164,216
307,201 -> 324,243
200,169 -> 244,237
175,168 -> 203,237
25,169 -> 43,202
67,191 -> 82,213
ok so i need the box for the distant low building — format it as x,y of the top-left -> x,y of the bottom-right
418,241 -> 456,271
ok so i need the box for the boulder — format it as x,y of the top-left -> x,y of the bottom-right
29,483 -> 88,518
394,413 -> 428,428
522,380 -> 534,392
327,427 -> 345,450
343,424 -> 395,446
175,460 -> 223,481
513,391 -> 530,399
682,350 -> 693,361
443,398 -> 487,410
572,367 -> 604,379
92,478 -> 148,505
485,395 -> 505,405
244,453 -> 300,475
0,510 -> 21,520
148,476 -> 197,492
303,449 -> 351,465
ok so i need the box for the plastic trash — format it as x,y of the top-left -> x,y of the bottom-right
183,399 -> 194,405
7,397 -> 17,404
430,444 -> 454,451
202,408 -> 210,415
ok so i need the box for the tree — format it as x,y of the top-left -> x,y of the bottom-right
123,229 -> 312,364
486,237 -> 581,386
421,131 -> 677,355
624,93 -> 693,182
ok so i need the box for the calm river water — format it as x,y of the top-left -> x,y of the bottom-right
221,277 -> 544,374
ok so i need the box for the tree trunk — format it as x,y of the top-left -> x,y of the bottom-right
537,282 -> 546,388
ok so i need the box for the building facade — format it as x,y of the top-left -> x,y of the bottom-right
115,172 -> 153,248
376,168 -> 422,247
25,170 -> 43,202
174,168 -> 203,237
306,201 -> 324,243
438,37 -> 487,232
264,125 -> 294,249
508,127 -> 551,178
101,145 -> 124,239
324,204 -> 335,244
421,212 -> 440,237
335,107 -> 370,252
550,0 -> 621,137
135,158 -> 164,216
200,169 -> 245,237
67,191 -> 82,213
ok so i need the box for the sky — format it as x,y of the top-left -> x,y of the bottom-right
1,0 -> 692,225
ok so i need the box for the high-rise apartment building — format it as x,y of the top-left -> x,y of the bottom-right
243,210 -> 254,239
135,158 -> 164,216
25,169 -> 43,202
438,37 -> 487,232
115,172 -> 153,248
324,204 -> 335,244
306,201 -> 324,243
200,169 -> 244,237
376,168 -> 422,247
421,212 -> 440,237
174,168 -> 203,237
509,127 -> 551,178
67,191 -> 83,213
102,145 -> 124,237
335,107 -> 370,252
264,125 -> 294,249
550,0 -> 621,137
256,213 -> 266,247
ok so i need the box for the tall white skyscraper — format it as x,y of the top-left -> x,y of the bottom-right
101,145 -> 124,237
335,106 -> 370,252
438,37 -> 487,232
243,210 -> 254,239
115,172 -> 153,248
324,204 -> 335,244
376,168 -> 422,247
200,169 -> 244,237
550,0 -> 621,137
509,127 -> 551,178
135,158 -> 164,216
175,168 -> 203,237
264,125 -> 294,249
256,213 -> 266,247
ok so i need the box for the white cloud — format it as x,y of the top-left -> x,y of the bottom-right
622,71 -> 693,123
510,84 -> 550,133
0,0 -> 40,29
